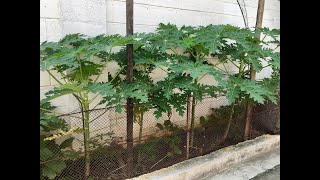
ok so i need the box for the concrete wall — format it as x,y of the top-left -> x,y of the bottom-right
40,0 -> 280,146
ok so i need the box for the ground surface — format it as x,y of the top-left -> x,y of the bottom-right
250,165 -> 280,180
200,148 -> 280,180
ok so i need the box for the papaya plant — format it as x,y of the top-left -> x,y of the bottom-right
132,24 -> 224,147
40,34 -> 147,178
40,23 -> 279,178
142,23 -> 280,144
211,26 -> 280,141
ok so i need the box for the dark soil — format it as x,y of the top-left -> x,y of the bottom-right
57,126 -> 246,180
55,103 -> 278,180
252,101 -> 280,134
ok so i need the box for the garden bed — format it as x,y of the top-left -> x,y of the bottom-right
56,111 -> 275,180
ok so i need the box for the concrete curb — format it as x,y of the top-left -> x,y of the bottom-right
129,135 -> 280,180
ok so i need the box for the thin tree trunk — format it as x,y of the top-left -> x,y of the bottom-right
222,102 -> 235,141
73,94 -> 91,178
220,61 -> 244,144
81,94 -> 91,178
138,112 -> 143,144
84,110 -> 90,178
75,96 -> 90,178
137,112 -> 144,166
186,96 -> 191,160
126,0 -> 134,178
190,94 -> 196,147
244,0 -> 265,140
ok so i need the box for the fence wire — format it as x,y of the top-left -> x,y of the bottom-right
40,96 -> 280,180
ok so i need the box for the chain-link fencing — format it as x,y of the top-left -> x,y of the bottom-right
40,96 -> 279,179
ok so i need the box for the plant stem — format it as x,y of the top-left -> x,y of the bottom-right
221,61 -> 244,143
138,111 -> 144,144
159,66 -> 169,73
222,63 -> 230,75
91,101 -> 102,110
185,96 -> 191,160
198,73 -> 208,82
209,61 -> 230,75
239,62 -> 244,77
222,102 -> 235,141
189,51 -> 197,59
190,51 -> 199,147
77,55 -> 84,81
237,0 -> 248,28
228,59 -> 240,69
150,154 -> 169,169
190,86 -> 196,147
273,45 -> 279,51
59,72 -> 69,84
261,34 -> 267,42
47,70 -> 63,85
262,64 -> 272,69
82,92 -> 91,178
244,0 -> 265,141
137,111 -> 144,165
110,66 -> 125,83
89,93 -> 100,104
170,48 -> 179,55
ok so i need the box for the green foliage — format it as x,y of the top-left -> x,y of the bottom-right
40,23 -> 279,178
40,102 -> 68,132
156,120 -> 183,133
59,137 -> 75,149
40,102 -> 80,179
86,82 -> 115,95
41,23 -> 280,117
200,101 -> 247,129
163,136 -> 182,155
225,77 -> 277,104
89,132 -> 115,149
136,137 -> 159,162
155,120 -> 183,155
40,126 -> 73,179
41,159 -> 66,179
40,33 -> 149,178
213,26 -> 279,104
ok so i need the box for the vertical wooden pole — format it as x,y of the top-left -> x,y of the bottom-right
244,0 -> 265,140
186,96 -> 191,160
126,0 -> 134,178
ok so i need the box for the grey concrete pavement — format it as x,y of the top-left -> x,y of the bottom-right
251,165 -> 280,180
200,148 -> 280,180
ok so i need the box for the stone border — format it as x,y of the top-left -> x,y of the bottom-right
130,135 -> 280,180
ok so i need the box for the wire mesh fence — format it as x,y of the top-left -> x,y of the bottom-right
40,96 -> 280,180
252,100 -> 280,138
